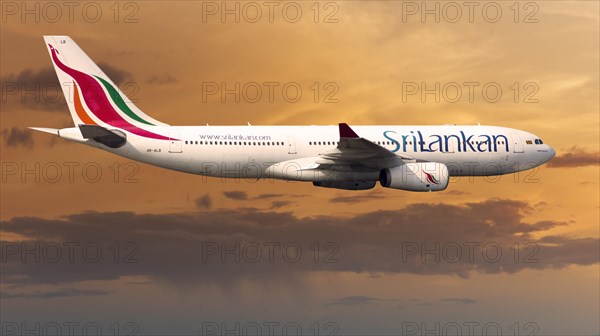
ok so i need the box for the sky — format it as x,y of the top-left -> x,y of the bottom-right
1,1 -> 599,335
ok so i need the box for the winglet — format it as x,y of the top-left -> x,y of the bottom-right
339,123 -> 359,138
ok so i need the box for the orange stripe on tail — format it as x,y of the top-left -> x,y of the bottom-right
73,82 -> 96,125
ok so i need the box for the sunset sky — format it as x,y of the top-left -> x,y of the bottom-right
1,1 -> 599,335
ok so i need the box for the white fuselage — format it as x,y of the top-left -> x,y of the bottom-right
77,125 -> 555,182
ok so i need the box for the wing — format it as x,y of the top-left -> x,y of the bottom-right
316,123 -> 414,171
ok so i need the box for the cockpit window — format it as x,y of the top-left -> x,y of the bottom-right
534,139 -> 540,144
539,139 -> 544,144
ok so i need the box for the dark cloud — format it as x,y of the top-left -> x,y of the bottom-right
194,194 -> 212,209
326,295 -> 380,306
223,191 -> 305,202
0,199 -> 597,287
1,288 -> 109,299
0,63 -> 130,112
548,147 -> 599,168
223,191 -> 249,200
330,194 -> 384,204
97,62 -> 131,85
255,193 -> 287,199
330,190 -> 387,204
440,298 -> 478,305
270,200 -> 293,209
443,190 -> 472,196
2,127 -> 33,148
147,74 -> 177,85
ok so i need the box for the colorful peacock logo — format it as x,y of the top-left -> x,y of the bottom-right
423,171 -> 440,185
48,44 -> 171,140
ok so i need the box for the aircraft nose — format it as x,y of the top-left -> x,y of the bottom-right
545,145 -> 556,163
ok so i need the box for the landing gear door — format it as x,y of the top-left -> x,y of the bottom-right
288,136 -> 297,154
169,133 -> 182,153
509,133 -> 524,153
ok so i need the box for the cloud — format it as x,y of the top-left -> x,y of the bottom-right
548,147 -> 599,168
255,194 -> 287,200
223,191 -> 249,200
1,288 -> 110,299
2,127 -> 33,148
440,298 -> 478,305
97,62 -> 131,86
443,190 -> 472,196
270,200 -> 292,209
1,199 -> 597,287
326,295 -> 380,306
330,190 -> 387,204
0,63 -> 130,112
329,194 -> 384,204
147,74 -> 177,85
223,191 -> 305,201
194,194 -> 212,209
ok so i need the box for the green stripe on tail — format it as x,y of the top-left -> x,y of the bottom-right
94,75 -> 155,126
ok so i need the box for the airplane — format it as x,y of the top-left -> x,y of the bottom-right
30,36 -> 556,191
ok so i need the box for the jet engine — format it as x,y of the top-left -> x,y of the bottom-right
379,162 -> 449,191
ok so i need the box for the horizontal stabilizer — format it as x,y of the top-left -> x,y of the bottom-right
29,127 -> 59,135
79,124 -> 126,148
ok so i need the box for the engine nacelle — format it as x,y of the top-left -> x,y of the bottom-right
379,162 -> 449,192
313,181 -> 376,190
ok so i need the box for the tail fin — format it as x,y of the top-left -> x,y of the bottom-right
43,36 -> 168,128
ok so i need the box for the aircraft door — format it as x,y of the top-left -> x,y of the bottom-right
509,133 -> 524,153
443,138 -> 456,153
288,136 -> 297,154
169,133 -> 182,153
